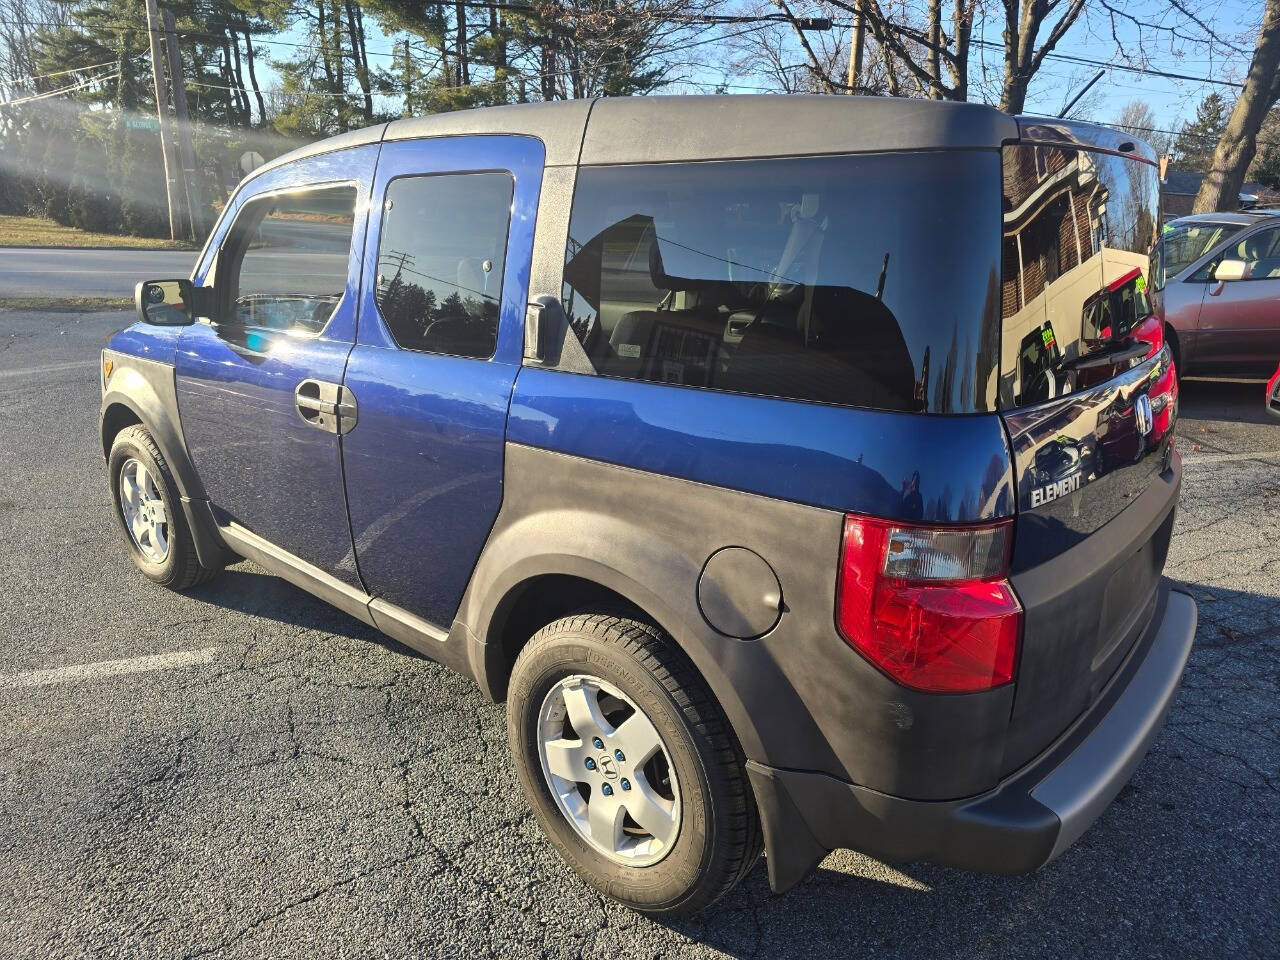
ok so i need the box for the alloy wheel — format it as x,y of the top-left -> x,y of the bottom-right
536,674 -> 682,867
118,457 -> 170,564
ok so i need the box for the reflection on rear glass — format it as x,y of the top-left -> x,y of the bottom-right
1000,144 -> 1159,407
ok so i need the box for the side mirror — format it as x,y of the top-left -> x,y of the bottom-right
134,279 -> 208,326
1213,259 -> 1247,283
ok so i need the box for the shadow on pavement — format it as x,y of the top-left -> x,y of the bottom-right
663,580 -> 1276,959
1179,378 -> 1276,426
184,565 -> 428,660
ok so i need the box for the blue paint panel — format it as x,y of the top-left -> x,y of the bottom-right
508,368 -> 1015,524
342,135 -> 544,626
342,348 -> 516,623
174,144 -> 380,584
107,322 -> 183,366
355,134 -> 543,365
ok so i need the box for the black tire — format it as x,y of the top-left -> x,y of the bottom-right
1166,325 -> 1182,381
108,424 -> 217,591
508,611 -> 763,916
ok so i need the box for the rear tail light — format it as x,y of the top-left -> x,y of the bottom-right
1130,314 -> 1164,359
836,515 -> 1022,693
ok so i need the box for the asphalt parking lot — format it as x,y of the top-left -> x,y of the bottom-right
1,307 -> 1276,959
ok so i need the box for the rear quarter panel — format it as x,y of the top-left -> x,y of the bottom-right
462,371 -> 1022,800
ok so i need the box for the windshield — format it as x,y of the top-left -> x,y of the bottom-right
1153,221 -> 1244,289
999,143 -> 1160,407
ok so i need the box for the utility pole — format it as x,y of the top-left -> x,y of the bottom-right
162,7 -> 201,240
143,0 -> 183,241
846,0 -> 865,94
402,38 -> 413,116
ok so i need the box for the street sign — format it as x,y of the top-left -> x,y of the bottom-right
125,116 -> 159,130
240,151 -> 265,175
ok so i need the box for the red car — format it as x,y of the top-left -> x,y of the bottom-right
1152,210 -> 1280,379
1268,363 -> 1280,418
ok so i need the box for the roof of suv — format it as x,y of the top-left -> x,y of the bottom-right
1168,210 -> 1280,227
248,95 -> 1154,184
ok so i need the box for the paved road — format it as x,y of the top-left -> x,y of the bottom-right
0,248 -> 200,298
0,308 -> 1276,958
0,222 -> 350,299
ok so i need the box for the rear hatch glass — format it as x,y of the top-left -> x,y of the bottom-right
998,139 -> 1178,772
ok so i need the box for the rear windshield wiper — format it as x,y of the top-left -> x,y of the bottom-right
1055,339 -> 1150,373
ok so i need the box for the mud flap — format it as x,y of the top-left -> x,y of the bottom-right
745,760 -> 829,894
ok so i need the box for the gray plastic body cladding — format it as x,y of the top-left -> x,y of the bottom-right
580,96 -> 1020,165
1002,457 -> 1180,775
460,442 -> 1016,800
749,583 -> 1194,891
100,349 -> 232,568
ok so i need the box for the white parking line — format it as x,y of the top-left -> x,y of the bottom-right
0,647 -> 218,689
1182,449 -> 1280,466
0,361 -> 92,380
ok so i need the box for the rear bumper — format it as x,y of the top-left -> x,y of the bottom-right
747,583 -> 1196,892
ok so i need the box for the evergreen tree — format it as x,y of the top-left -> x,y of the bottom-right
1247,108 -> 1280,190
68,132 -> 120,232
1253,139 -> 1280,190
1174,93 -> 1231,172
118,124 -> 168,237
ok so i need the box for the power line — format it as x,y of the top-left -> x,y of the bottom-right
0,71 -> 119,107
6,58 -> 116,85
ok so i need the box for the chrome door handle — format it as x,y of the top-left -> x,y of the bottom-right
295,379 -> 358,434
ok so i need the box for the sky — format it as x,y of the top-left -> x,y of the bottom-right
250,0 -> 1264,138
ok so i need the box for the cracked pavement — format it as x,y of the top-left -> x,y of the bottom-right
0,308 -> 1276,959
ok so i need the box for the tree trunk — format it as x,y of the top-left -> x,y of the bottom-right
344,0 -> 373,120
541,36 -> 556,101
926,0 -> 943,98
241,21 -> 267,125
317,0 -> 335,91
775,0 -> 837,92
455,0 -> 469,85
332,0 -> 346,130
491,1 -> 507,102
220,40 -> 240,125
950,0 -> 971,101
999,0 -> 1028,113
230,31 -> 252,125
1194,0 -> 1280,212
999,0 -> 1086,114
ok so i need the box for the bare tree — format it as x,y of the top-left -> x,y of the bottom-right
760,0 -> 1243,118
765,0 -> 1077,107
1194,0 -> 1280,212
1115,98 -> 1172,157
0,0 -> 72,96
721,0 -> 906,94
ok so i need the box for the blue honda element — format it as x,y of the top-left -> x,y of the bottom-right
100,95 -> 1196,916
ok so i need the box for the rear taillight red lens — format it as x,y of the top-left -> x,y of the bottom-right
1130,314 -> 1164,359
836,515 -> 1022,693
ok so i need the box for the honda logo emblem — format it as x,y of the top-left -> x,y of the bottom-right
1135,394 -> 1153,436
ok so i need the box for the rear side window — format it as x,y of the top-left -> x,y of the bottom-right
999,143 -> 1160,407
222,184 -> 356,334
559,153 -> 1002,414
1218,224 -> 1280,280
375,172 -> 513,359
